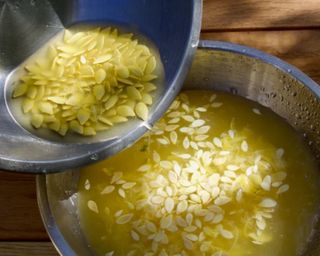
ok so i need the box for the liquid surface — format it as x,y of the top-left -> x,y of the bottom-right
78,91 -> 320,256
7,25 -> 164,142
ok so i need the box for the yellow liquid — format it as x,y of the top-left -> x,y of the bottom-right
78,91 -> 320,256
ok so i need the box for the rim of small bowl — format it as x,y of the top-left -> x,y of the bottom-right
37,39 -> 320,256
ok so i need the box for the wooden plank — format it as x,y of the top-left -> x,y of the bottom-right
202,0 -> 320,31
201,30 -> 320,84
0,242 -> 58,256
0,171 -> 48,240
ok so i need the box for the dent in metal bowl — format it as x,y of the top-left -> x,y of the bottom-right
0,0 -> 202,173
37,41 -> 320,255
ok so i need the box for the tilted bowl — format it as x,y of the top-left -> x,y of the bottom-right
0,0 -> 202,172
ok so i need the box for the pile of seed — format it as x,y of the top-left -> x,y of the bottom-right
85,92 -> 289,255
12,27 -> 158,136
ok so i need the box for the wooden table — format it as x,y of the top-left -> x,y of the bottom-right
1,0 -> 320,254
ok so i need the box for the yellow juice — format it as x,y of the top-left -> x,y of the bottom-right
78,90 -> 320,256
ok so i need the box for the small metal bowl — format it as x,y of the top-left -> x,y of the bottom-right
0,0 -> 202,173
37,41 -> 320,255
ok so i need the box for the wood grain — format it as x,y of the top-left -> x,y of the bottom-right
201,30 -> 320,84
0,171 -> 47,240
0,242 -> 58,256
203,0 -> 320,31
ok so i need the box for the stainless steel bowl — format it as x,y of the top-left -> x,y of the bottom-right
37,41 -> 320,255
0,0 -> 202,173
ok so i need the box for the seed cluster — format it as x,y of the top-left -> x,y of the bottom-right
84,92 -> 289,255
12,27 -> 158,136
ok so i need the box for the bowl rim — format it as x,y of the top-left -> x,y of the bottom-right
37,39 -> 320,256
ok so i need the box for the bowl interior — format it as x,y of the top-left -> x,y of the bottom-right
0,0 -> 201,172
38,42 -> 320,255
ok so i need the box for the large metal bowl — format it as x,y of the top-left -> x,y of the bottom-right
0,0 -> 202,173
37,41 -> 320,255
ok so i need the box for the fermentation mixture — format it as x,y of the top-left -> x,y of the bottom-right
78,91 -> 320,256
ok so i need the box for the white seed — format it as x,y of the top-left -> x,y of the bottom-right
215,196 -> 231,206
151,195 -> 164,204
276,148 -> 285,158
168,171 -> 178,183
160,215 -> 173,229
157,138 -> 169,145
211,102 -> 223,108
213,137 -> 222,148
228,129 -> 235,138
213,157 -> 227,166
114,210 -> 123,217
260,198 -> 277,208
176,216 -> 187,227
183,137 -> 190,149
183,238 -> 193,250
165,125 -> 179,132
105,251 -> 114,256
209,94 -> 217,102
186,213 -> 193,225
170,131 -> 178,144
241,140 -> 249,152
164,198 -> 175,213
261,175 -> 272,191
256,218 -> 266,230
111,172 -> 123,184
131,230 -> 140,241
118,188 -> 126,198
212,214 -> 224,224
277,184 -> 290,194
116,213 -> 133,224
101,185 -> 115,194
122,182 -> 136,189
196,125 -> 210,134
182,115 -> 195,122
234,189 -> 242,202
84,179 -> 90,190
137,164 -> 151,172
227,164 -> 239,171
191,119 -> 205,128
220,229 -> 234,239
153,151 -> 161,162
252,108 -> 262,115
87,200 -> 99,213
185,233 -> 198,241
175,200 -> 187,215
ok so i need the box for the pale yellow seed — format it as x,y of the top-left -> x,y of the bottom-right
95,68 -> 106,83
93,54 -> 112,64
87,200 -> 99,213
13,83 -> 28,98
117,105 -> 135,117
77,109 -> 90,125
101,185 -> 115,194
116,213 -> 133,224
135,102 -> 148,121
31,114 -> 43,128
127,86 -> 142,100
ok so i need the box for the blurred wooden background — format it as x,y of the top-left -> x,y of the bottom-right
1,0 -> 320,254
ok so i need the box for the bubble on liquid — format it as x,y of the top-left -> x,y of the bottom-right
90,153 -> 99,161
